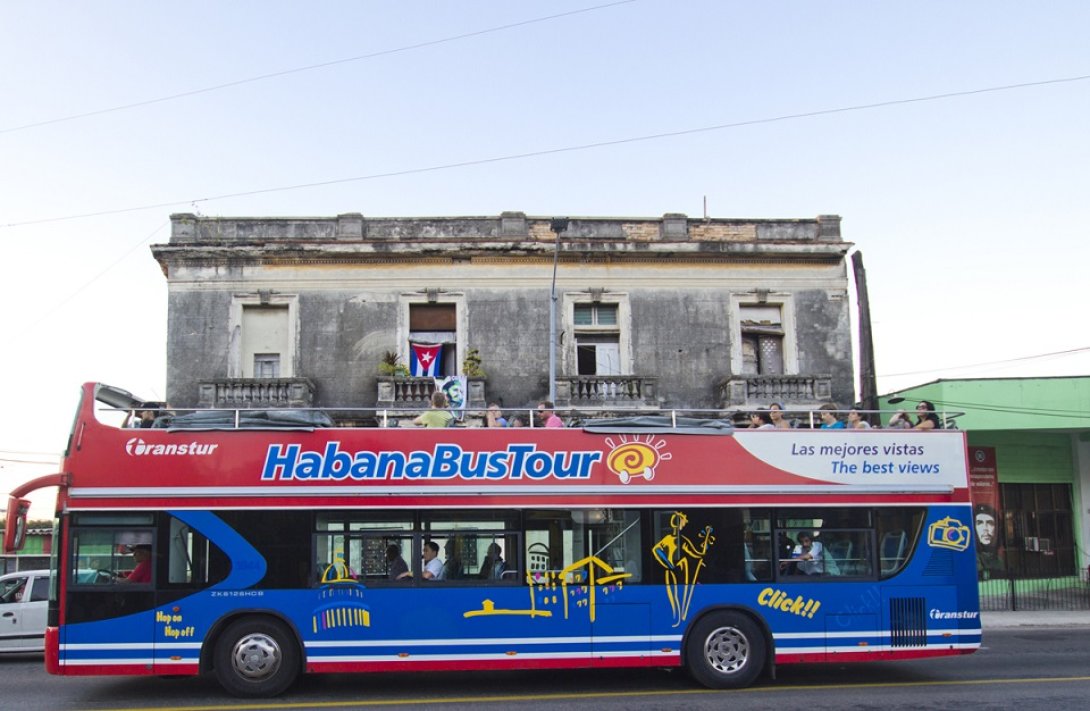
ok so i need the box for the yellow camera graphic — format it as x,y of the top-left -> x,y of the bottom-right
927,516 -> 971,552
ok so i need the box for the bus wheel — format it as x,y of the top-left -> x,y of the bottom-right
685,611 -> 766,689
213,618 -> 299,698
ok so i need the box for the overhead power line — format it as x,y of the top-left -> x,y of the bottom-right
880,345 -> 1090,379
23,222 -> 169,333
4,73 -> 1088,230
0,0 -> 638,135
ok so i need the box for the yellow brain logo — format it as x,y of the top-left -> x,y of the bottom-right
604,435 -> 672,484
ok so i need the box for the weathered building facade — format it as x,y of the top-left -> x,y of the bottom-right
151,211 -> 856,420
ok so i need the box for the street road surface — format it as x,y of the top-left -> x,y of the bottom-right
1,627 -> 1087,711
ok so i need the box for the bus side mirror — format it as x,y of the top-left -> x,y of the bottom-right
3,497 -> 31,553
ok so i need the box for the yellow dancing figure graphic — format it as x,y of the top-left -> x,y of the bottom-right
653,511 -> 714,627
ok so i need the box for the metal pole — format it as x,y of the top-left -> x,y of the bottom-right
548,218 -> 569,403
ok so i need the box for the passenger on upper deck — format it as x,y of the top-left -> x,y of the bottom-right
485,402 -> 507,428
769,403 -> 792,429
818,403 -> 845,429
913,401 -> 942,430
888,410 -> 913,429
123,402 -> 161,429
749,409 -> 775,429
847,408 -> 871,429
536,401 -> 565,428
414,391 -> 454,428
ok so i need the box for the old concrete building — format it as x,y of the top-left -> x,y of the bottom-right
151,211 -> 857,421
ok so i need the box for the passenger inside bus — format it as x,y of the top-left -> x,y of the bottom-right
422,541 -> 443,580
792,533 -> 825,575
440,539 -> 464,580
479,542 -> 506,580
386,544 -> 411,580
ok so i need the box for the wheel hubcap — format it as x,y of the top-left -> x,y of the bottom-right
704,626 -> 748,674
231,632 -> 282,681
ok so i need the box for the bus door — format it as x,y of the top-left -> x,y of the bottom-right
583,510 -> 652,663
66,517 -> 158,668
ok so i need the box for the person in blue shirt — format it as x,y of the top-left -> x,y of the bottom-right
818,403 -> 846,429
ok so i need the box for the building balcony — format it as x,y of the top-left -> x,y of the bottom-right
376,377 -> 487,410
198,378 -> 316,408
556,375 -> 658,409
717,374 -> 832,408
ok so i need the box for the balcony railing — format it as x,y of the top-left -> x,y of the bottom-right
198,378 -> 316,408
556,375 -> 658,408
376,377 -> 486,409
717,374 -> 832,408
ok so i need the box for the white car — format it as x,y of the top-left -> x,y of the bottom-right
0,569 -> 49,653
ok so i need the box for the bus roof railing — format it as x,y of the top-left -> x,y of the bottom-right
98,402 -> 963,432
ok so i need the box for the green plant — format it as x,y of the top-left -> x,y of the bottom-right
378,351 -> 410,377
462,348 -> 486,378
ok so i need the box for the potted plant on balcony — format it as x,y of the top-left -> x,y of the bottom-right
462,348 -> 486,378
378,351 -> 410,378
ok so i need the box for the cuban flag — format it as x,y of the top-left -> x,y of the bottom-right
409,342 -> 443,376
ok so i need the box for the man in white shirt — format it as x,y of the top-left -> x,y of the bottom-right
422,541 -> 444,580
792,533 -> 825,575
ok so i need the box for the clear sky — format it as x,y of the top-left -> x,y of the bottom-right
2,1 -> 1088,518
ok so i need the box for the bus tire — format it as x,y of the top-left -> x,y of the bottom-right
685,611 -> 766,689
213,617 -> 299,698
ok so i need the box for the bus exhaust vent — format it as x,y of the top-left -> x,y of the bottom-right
889,597 -> 927,647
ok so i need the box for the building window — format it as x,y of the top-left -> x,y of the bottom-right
573,303 -> 620,376
999,483 -> 1075,578
240,305 -> 290,378
729,295 -> 797,377
409,303 -> 458,377
228,295 -> 298,379
253,353 -> 281,379
740,304 -> 784,375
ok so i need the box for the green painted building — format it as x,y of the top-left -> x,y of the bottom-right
880,376 -> 1090,580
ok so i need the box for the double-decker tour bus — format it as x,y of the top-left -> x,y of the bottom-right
3,383 -> 980,697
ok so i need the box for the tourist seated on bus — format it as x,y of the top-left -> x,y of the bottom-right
386,544 -> 411,580
847,408 -> 871,429
439,539 -> 464,580
536,401 -> 565,428
422,541 -> 443,580
749,409 -> 775,429
888,410 -> 913,429
414,391 -> 454,428
790,533 -> 825,575
769,403 -> 792,429
818,404 -> 845,429
914,401 -> 942,430
485,403 -> 507,428
744,542 -> 757,582
479,542 -> 507,580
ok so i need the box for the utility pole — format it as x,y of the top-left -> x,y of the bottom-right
852,251 -> 878,422
548,218 -> 569,403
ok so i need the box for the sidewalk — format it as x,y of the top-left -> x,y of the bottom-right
982,610 -> 1090,628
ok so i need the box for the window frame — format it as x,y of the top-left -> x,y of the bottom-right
729,294 -> 797,377
399,293 -> 467,378
228,294 -> 299,378
564,293 -> 631,376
